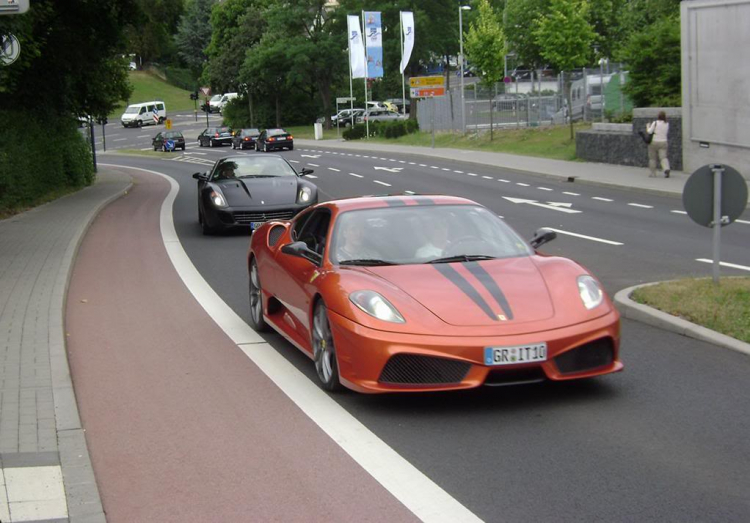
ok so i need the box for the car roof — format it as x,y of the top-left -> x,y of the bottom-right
321,194 -> 476,213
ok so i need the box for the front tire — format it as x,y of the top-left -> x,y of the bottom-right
248,258 -> 270,332
199,208 -> 216,235
312,301 -> 342,392
137,120 -> 143,128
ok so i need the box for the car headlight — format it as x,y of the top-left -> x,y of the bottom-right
209,189 -> 227,208
298,186 -> 312,203
349,290 -> 405,323
578,275 -> 603,310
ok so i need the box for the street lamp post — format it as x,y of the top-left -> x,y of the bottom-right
459,5 -> 471,134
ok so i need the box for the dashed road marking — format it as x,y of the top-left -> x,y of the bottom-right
419,164 -> 427,167
498,179 -> 510,183
516,182 -> 529,187
468,173 -> 478,177
563,191 -> 580,196
328,167 -> 341,172
545,228 -> 624,246
696,259 -> 750,272
537,187 -> 553,191
306,174 -> 318,179
592,197 -> 613,202
482,176 -> 493,180
628,203 -> 653,209
736,219 -> 750,225
308,163 -> 319,167
349,172 -> 363,178
374,180 -> 391,187
289,160 -> 300,163
671,210 -> 687,215
454,170 -> 464,174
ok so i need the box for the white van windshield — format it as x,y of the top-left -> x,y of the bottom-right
210,95 -> 222,102
124,106 -> 139,114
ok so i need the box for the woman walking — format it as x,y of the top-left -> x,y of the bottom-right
647,111 -> 670,178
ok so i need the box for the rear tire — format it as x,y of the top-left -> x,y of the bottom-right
248,258 -> 270,332
312,301 -> 342,392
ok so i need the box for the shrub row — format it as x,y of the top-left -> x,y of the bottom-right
0,110 -> 94,215
343,119 -> 419,141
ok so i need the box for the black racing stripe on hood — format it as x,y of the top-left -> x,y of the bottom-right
464,261 -> 514,320
383,197 -> 407,207
434,264 -> 497,321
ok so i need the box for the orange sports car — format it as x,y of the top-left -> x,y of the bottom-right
247,195 -> 622,393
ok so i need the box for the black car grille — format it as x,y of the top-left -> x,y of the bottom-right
554,338 -> 614,375
233,209 -> 296,225
379,354 -> 471,385
267,225 -> 286,246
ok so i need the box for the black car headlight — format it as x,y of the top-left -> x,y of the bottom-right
209,189 -> 227,208
298,186 -> 313,203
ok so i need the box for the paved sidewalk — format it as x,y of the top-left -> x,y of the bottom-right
0,169 -> 131,522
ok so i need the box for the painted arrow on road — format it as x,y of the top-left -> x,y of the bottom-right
300,154 -> 321,158
373,166 -> 403,173
502,197 -> 581,213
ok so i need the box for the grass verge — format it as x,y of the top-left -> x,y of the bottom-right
109,71 -> 197,119
631,277 -> 750,343
285,125 -> 340,140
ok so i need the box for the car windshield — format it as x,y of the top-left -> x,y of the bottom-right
210,156 -> 297,180
210,95 -> 222,102
242,129 -> 260,136
124,106 -> 139,114
165,132 -> 182,138
267,129 -> 287,137
330,205 -> 531,265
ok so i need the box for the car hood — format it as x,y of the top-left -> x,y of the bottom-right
365,257 -> 555,327
216,177 -> 297,206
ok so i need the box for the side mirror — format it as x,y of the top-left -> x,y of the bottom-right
300,168 -> 314,176
192,172 -> 208,180
281,241 -> 321,264
530,228 -> 557,249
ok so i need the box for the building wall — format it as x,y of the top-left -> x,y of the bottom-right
682,0 -> 750,179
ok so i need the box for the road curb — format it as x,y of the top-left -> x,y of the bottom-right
614,282 -> 750,358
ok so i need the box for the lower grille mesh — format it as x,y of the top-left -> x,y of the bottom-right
379,354 -> 471,385
233,209 -> 296,225
554,338 -> 614,374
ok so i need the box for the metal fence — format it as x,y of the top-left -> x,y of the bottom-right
416,64 -> 630,133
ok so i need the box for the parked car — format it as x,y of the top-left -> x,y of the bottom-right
232,128 -> 260,150
384,98 -> 411,113
120,101 -> 166,127
356,109 -> 405,124
198,127 -> 233,147
246,195 -> 622,393
256,128 -> 293,152
152,130 -> 186,151
324,108 -> 365,127
193,155 -> 317,235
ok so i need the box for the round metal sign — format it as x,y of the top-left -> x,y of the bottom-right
1,33 -> 20,66
165,139 -> 175,151
503,76 -> 512,84
683,164 -> 748,228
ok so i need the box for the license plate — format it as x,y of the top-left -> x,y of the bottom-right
250,221 -> 264,230
484,342 -> 547,366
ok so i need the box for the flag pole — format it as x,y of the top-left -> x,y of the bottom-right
348,30 -> 354,116
400,12 -> 406,116
362,11 -> 369,140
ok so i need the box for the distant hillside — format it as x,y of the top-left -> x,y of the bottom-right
109,71 -> 197,118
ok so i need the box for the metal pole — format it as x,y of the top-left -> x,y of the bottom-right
194,98 -> 198,122
205,98 -> 209,128
711,165 -> 724,284
431,97 -> 435,148
515,77 -> 519,129
101,121 -> 106,152
362,11 -> 369,140
600,60 -> 605,123
459,5 -> 466,134
400,12 -> 406,117
89,118 -> 97,174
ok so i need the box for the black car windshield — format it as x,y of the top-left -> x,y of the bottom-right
242,129 -> 260,136
210,156 -> 297,180
267,129 -> 288,137
165,131 -> 182,139
329,205 -> 532,265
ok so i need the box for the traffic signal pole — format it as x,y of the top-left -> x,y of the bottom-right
89,118 -> 97,174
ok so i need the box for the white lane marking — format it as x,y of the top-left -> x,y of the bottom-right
592,197 -> 613,202
628,203 -> 653,209
300,154 -> 320,158
308,163 -> 320,167
374,180 -> 392,187
418,164 -> 427,167
374,166 -> 403,173
696,259 -> 750,272
113,138 -> 127,142
405,190 -> 416,195
363,155 -> 370,158
355,154 -> 362,157
306,175 -> 318,179
563,191 -> 580,196
349,172 -> 363,178
671,210 -> 687,215
498,179 -> 510,183
328,167 -> 341,172
503,197 -> 582,214
430,166 -> 439,169
389,159 -> 397,162
379,157 -> 388,161
139,147 -> 152,151
398,160 -> 406,164
408,162 -> 416,165
137,134 -> 150,138
185,152 -> 207,155
545,228 -> 623,245
736,219 -> 750,225
454,170 -> 464,174
467,173 -> 478,177
482,176 -> 493,180
289,160 -> 300,163
547,202 -> 573,208
516,182 -> 530,187
441,168 -> 450,171
108,163 -> 483,523
537,187 -> 553,191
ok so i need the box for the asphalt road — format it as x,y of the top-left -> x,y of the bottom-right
94,124 -> 750,521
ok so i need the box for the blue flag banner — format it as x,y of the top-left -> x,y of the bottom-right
363,11 -> 383,78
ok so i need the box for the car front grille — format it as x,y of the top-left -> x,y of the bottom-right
379,354 -> 471,385
554,338 -> 614,375
233,209 -> 296,225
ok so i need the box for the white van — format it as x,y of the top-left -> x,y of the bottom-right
217,92 -> 238,113
120,101 -> 167,128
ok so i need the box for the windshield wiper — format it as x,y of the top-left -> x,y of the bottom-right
426,254 -> 498,264
339,258 -> 399,266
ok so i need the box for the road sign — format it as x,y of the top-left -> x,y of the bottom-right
165,119 -> 172,130
0,0 -> 29,15
200,86 -> 211,96
504,76 -> 512,84
683,164 -> 747,228
0,33 -> 20,65
410,87 -> 446,98
165,140 -> 175,152
409,76 -> 445,88
336,97 -> 355,104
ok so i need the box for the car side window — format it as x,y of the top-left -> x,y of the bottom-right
297,210 -> 331,256
155,133 -> 161,140
291,210 -> 313,241
139,107 -> 146,115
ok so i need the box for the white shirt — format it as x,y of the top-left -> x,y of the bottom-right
647,120 -> 669,143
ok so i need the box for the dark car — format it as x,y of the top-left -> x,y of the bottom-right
256,128 -> 293,152
232,128 -> 261,150
193,155 -> 317,235
152,130 -> 186,152
198,127 -> 233,147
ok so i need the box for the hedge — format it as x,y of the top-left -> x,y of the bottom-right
343,119 -> 419,140
0,110 -> 94,216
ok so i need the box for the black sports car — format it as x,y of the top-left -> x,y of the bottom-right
256,128 -> 293,152
193,155 -> 317,235
232,128 -> 260,150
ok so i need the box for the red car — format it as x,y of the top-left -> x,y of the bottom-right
247,195 -> 622,393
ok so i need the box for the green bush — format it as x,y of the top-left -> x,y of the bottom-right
0,110 -> 94,216
343,119 -> 419,140
343,124 -> 367,140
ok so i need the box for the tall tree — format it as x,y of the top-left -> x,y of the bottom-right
464,0 -> 506,140
503,0 -> 550,69
175,0 -> 215,75
533,0 -> 597,138
124,0 -> 185,65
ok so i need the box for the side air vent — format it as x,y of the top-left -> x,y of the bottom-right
554,338 -> 614,375
379,354 -> 471,385
268,225 -> 286,246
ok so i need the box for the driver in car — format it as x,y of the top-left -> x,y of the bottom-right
335,217 -> 381,262
415,217 -> 451,259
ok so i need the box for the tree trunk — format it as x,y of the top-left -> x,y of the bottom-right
317,77 -> 332,130
275,95 -> 281,128
248,93 -> 254,128
565,72 -> 573,140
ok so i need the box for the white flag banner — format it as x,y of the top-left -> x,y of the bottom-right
347,15 -> 366,79
400,11 -> 415,74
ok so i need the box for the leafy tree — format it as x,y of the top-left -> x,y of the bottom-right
503,0 -> 550,68
175,0 -> 215,75
124,0 -> 185,65
464,0 -> 506,139
533,0 -> 597,138
618,14 -> 681,107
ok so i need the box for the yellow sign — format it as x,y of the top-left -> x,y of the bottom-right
165,119 -> 172,130
409,76 -> 445,88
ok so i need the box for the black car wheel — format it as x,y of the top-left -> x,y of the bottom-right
209,139 -> 214,148
162,145 -> 167,152
137,120 -> 143,128
199,208 -> 216,235
288,145 -> 294,151
255,142 -> 259,151
199,139 -> 204,147
312,301 -> 342,392
181,145 -> 186,151
248,258 -> 269,332
153,145 -> 158,151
